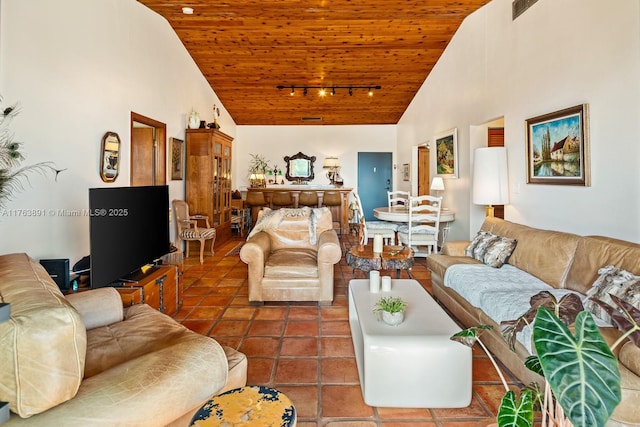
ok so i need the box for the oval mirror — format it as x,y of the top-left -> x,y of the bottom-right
100,131 -> 121,182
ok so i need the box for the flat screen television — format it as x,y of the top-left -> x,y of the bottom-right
89,185 -> 170,288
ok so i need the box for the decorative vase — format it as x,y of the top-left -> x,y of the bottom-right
188,111 -> 200,129
382,311 -> 404,326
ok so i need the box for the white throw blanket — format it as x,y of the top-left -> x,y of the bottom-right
443,264 -> 590,353
247,207 -> 323,244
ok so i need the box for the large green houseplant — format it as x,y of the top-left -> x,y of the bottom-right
452,292 -> 640,427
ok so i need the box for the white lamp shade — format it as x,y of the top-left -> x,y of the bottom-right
323,157 -> 340,168
430,177 -> 445,191
472,147 -> 509,205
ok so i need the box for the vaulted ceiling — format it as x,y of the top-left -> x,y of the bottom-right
137,0 -> 491,125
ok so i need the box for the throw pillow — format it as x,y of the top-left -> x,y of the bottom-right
465,231 -> 517,268
483,235 -> 518,268
584,265 -> 640,324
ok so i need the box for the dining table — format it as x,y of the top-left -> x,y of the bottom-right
373,206 -> 455,248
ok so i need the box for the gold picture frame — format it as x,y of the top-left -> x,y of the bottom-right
525,104 -> 590,186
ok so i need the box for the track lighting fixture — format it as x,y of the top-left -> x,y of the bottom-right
277,85 -> 381,97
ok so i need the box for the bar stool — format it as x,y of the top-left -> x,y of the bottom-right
271,191 -> 293,209
246,191 -> 267,224
298,191 -> 319,207
322,190 -> 342,231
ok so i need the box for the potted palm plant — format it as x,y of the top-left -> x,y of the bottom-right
451,292 -> 639,427
373,296 -> 407,326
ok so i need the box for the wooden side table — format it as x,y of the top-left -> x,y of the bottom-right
190,386 -> 296,426
345,244 -> 414,278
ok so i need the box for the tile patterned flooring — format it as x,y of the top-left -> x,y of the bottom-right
173,236 -> 520,427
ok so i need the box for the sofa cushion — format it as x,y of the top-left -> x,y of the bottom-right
481,217 -> 580,288
0,253 -> 86,418
584,265 -> 640,324
465,231 -> 517,268
264,249 -> 319,278
565,236 -> 640,294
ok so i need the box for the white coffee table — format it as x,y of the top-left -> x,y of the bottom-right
348,279 -> 471,408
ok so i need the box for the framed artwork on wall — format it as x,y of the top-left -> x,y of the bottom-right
435,128 -> 458,178
402,163 -> 410,181
170,137 -> 184,180
525,104 -> 590,186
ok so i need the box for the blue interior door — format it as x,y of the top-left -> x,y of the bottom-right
358,152 -> 392,221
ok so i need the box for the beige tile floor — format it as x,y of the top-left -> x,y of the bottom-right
174,235 -> 521,427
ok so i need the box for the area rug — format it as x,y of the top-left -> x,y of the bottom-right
224,242 -> 244,257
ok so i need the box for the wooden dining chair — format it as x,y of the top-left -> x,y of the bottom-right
353,193 -> 398,245
396,195 -> 442,257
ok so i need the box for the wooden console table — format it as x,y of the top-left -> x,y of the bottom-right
247,186 -> 352,234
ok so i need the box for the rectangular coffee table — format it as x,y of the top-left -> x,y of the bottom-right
348,279 -> 471,408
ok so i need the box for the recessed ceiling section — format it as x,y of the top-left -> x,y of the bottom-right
137,0 -> 491,125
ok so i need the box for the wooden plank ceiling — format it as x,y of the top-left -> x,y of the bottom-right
137,0 -> 491,125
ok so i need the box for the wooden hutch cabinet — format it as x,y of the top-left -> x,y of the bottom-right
185,129 -> 234,248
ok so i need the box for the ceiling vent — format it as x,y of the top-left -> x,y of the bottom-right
513,0 -> 540,20
301,117 -> 323,122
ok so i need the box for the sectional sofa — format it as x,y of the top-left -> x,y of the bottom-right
0,253 -> 247,426
427,217 -> 640,426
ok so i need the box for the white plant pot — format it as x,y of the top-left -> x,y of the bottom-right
382,310 -> 404,326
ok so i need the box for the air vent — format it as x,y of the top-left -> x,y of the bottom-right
513,0 -> 540,20
301,117 -> 323,122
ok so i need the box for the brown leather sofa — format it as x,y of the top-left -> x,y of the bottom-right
427,217 -> 640,426
240,207 -> 342,304
0,253 -> 247,426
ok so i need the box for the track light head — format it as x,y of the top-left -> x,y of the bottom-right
349,87 -> 353,96
290,86 -> 295,96
330,87 -> 336,96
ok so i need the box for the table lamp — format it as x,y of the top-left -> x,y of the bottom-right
323,157 -> 340,185
472,147 -> 509,217
430,177 -> 445,203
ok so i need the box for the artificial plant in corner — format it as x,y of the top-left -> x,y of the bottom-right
451,291 -> 630,427
0,97 -> 63,208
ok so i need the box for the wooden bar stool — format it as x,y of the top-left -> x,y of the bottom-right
322,190 -> 342,231
271,191 -> 293,209
246,191 -> 267,224
298,190 -> 319,207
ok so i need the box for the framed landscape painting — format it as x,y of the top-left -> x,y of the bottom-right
435,128 -> 458,178
526,104 -> 590,186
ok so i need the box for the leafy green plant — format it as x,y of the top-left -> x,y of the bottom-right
247,153 -> 270,175
0,97 -> 63,208
451,291 -> 632,427
373,296 -> 407,314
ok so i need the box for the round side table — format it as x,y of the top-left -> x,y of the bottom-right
189,386 -> 296,427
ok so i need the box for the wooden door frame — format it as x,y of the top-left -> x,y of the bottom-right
130,112 -> 166,186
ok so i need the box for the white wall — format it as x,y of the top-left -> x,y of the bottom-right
234,125 -> 397,195
398,0 -> 640,242
0,0 -> 236,262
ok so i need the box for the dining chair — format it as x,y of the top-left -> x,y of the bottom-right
353,193 -> 398,245
396,195 -> 442,257
387,190 -> 410,208
172,199 -> 216,264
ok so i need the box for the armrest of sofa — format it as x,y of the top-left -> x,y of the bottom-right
240,231 -> 272,273
6,333 -> 229,427
442,240 -> 471,256
65,287 -> 124,330
316,230 -> 342,264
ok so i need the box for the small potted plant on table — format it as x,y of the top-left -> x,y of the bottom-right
374,296 -> 407,326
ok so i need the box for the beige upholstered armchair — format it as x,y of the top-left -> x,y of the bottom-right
240,207 -> 342,304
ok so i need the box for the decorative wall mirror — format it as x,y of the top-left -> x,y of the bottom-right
100,131 -> 121,182
284,152 -> 316,182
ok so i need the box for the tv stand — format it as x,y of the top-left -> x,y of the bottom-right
114,263 -> 180,315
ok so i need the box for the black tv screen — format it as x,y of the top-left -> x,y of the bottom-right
89,185 -> 170,288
